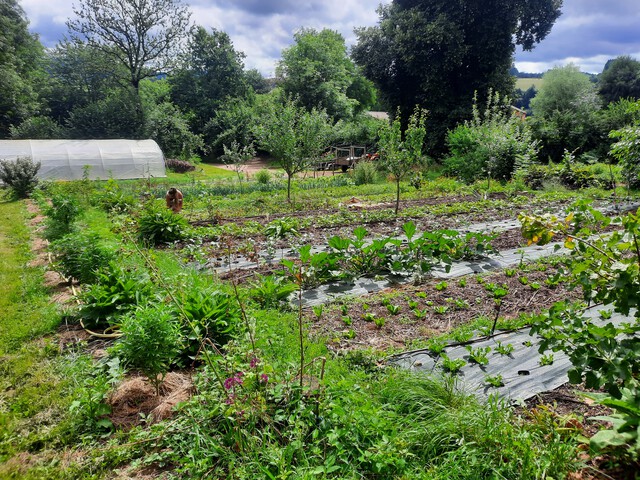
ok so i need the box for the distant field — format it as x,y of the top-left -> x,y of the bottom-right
516,77 -> 544,90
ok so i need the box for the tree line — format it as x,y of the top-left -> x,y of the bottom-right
2,0 -> 640,173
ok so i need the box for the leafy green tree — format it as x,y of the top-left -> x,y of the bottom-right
0,0 -> 46,138
10,116 -> 66,139
66,86 -> 144,139
254,96 -> 332,201
378,107 -> 427,214
278,28 -> 374,120
244,68 -> 271,94
609,100 -> 640,189
352,0 -> 562,154
530,64 -> 602,162
170,27 -> 249,138
44,40 -> 127,126
67,0 -> 192,91
599,56 -> 640,105
204,95 -> 259,156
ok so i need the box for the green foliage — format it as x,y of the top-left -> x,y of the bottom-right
66,86 -> 144,139
112,303 -> 183,395
0,156 -> 41,198
177,285 -> 242,359
170,27 -> 249,138
264,217 -> 299,239
248,275 -> 297,309
205,96 -> 259,156
78,263 -> 154,329
50,232 -> 115,284
68,0 -> 191,91
484,374 -> 504,388
0,0 -> 45,137
524,202 -> 640,460
253,169 -> 271,185
220,140 -> 256,182
254,96 -> 333,201
95,179 -> 136,213
351,160 -> 380,185
352,0 -> 561,154
144,101 -> 204,159
43,195 -> 82,241
465,345 -> 491,365
138,202 -> 190,245
530,64 -> 602,162
332,113 -> 384,147
599,55 -> 640,105
609,102 -> 640,189
9,116 -> 66,139
444,90 -> 539,184
277,28 -> 364,120
439,353 -> 466,373
378,107 -> 427,213
69,356 -> 122,433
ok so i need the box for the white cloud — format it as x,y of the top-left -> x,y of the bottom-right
18,0 -> 640,77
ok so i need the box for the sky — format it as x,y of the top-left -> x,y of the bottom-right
18,0 -> 640,77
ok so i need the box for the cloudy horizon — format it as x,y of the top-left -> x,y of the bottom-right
18,0 -> 640,77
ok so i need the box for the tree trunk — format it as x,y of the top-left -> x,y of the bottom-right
395,179 -> 401,215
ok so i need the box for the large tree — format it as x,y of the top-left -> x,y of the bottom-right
599,56 -> 640,105
66,0 -> 192,91
278,28 -> 376,121
45,40 -> 128,125
530,64 -> 601,162
0,0 -> 46,138
352,0 -> 562,154
169,27 -> 249,138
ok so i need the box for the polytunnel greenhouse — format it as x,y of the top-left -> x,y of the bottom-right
0,139 -> 166,181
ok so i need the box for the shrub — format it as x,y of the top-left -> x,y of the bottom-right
522,164 -> 554,190
165,158 -> 196,173
111,303 -> 182,395
254,169 -> 271,184
177,287 -> 242,362
78,263 -> 154,329
9,116 -> 66,139
249,275 -> 297,309
610,116 -> 640,189
444,90 -> 539,184
44,195 -> 82,241
96,180 -> 137,213
50,232 -> 116,284
138,202 -> 189,245
351,160 -> 379,185
0,156 -> 41,198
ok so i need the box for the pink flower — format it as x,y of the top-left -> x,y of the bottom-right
260,374 -> 269,384
250,357 -> 259,368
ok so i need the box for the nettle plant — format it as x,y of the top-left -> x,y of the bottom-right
520,201 -> 640,460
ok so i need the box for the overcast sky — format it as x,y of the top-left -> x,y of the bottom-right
18,0 -> 640,77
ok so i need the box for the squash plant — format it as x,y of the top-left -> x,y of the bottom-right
520,202 -> 640,460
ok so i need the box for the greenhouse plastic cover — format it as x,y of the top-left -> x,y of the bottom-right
0,139 -> 166,180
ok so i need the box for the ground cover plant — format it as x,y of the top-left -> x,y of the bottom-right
1,165 -> 639,479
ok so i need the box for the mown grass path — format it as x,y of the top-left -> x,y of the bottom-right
0,199 -> 72,475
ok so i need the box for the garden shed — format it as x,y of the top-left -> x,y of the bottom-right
0,139 -> 166,181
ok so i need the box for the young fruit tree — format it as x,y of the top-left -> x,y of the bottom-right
254,97 -> 332,202
378,108 -> 427,214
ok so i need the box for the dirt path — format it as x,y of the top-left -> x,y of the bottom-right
215,156 -> 345,178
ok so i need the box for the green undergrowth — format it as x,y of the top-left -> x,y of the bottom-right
0,199 -> 77,474
3,181 -> 632,478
